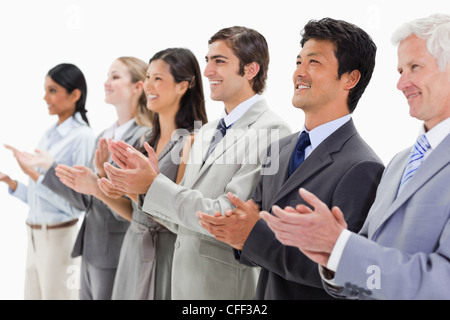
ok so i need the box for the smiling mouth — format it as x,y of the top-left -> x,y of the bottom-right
406,92 -> 421,100
147,94 -> 158,101
209,80 -> 222,86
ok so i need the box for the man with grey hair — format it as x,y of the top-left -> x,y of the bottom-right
261,13 -> 450,300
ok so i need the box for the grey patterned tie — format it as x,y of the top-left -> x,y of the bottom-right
204,119 -> 229,162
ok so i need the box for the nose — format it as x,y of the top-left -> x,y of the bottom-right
396,72 -> 410,92
204,61 -> 215,78
43,92 -> 49,102
293,62 -> 306,82
144,77 -> 153,91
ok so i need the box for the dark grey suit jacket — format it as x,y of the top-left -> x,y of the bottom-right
237,119 -> 385,300
42,121 -> 150,269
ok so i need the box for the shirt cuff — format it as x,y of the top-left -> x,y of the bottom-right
327,228 -> 352,272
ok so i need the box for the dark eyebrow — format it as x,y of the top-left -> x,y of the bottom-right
298,52 -> 323,59
205,54 -> 229,61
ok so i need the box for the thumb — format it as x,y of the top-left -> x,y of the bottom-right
144,142 -> 159,173
143,142 -> 156,158
331,206 -> 347,229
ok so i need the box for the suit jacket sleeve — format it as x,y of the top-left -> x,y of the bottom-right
140,119 -> 291,236
140,156 -> 264,236
41,163 -> 92,212
238,160 -> 385,288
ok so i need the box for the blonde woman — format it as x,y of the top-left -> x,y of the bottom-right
30,57 -> 152,299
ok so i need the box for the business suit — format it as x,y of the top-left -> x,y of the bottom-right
325,132 -> 450,300
238,119 -> 385,299
41,121 -> 150,299
141,99 -> 291,299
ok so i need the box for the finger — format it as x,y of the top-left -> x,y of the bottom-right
55,169 -> 75,185
110,151 -> 129,169
103,165 -> 130,191
224,209 -> 234,217
331,206 -> 348,229
98,179 -> 123,198
246,199 -> 260,211
108,142 -> 131,167
3,144 -> 18,153
104,163 -> 122,178
294,204 -> 313,214
144,142 -> 159,173
58,177 -> 76,189
115,140 -> 136,151
284,206 -> 297,213
260,210 -> 289,236
298,188 -> 328,212
73,165 -> 88,173
198,220 -> 221,237
55,165 -> 76,177
227,192 -> 248,210
196,211 -> 228,226
55,167 -> 76,181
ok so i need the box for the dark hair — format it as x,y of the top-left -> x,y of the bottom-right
47,63 -> 89,125
146,48 -> 208,147
208,26 -> 269,94
300,18 -> 377,113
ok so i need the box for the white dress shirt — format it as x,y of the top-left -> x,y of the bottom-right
220,94 -> 263,128
101,118 -> 135,141
301,114 -> 352,159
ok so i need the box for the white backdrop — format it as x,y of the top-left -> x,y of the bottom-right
0,0 -> 447,299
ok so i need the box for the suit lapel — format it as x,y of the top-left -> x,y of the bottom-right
194,100 -> 269,181
373,134 -> 450,235
269,119 -> 358,209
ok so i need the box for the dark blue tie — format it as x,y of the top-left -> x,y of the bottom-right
204,118 -> 229,161
289,131 -> 311,176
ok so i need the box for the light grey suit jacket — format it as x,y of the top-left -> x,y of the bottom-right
326,133 -> 450,300
141,99 -> 291,299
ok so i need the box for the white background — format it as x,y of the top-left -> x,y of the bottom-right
0,0 -> 447,299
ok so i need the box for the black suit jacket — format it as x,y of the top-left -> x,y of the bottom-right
237,119 -> 385,299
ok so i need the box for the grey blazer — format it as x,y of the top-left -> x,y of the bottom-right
238,119 -> 385,299
42,121 -> 150,269
140,99 -> 291,299
325,133 -> 450,300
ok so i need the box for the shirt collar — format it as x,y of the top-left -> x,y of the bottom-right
111,118 -> 135,141
420,116 -> 450,150
220,94 -> 262,128
47,112 -> 83,139
301,114 -> 352,151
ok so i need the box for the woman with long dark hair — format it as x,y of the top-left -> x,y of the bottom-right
108,48 -> 208,299
0,63 -> 96,299
54,48 -> 208,299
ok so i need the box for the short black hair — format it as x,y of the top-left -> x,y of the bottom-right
300,18 -> 377,113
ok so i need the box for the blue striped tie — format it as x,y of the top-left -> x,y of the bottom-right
397,134 -> 431,195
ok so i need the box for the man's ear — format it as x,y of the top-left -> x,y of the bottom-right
244,62 -> 260,81
343,70 -> 361,90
